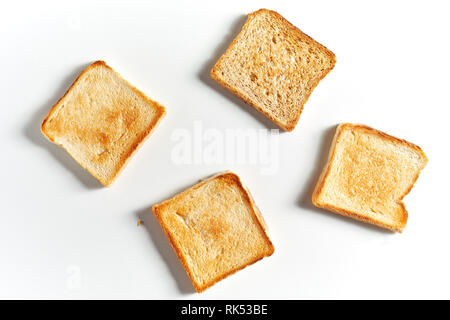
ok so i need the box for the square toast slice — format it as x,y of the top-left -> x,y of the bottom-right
41,61 -> 166,186
211,9 -> 336,131
153,172 -> 274,292
312,123 -> 428,232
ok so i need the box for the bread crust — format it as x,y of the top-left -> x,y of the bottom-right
211,9 -> 336,131
312,123 -> 428,232
41,61 -> 166,186
153,172 -> 274,292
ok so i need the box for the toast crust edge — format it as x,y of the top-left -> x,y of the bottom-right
312,123 -> 428,232
41,60 -> 167,186
152,172 -> 274,293
211,9 -> 336,131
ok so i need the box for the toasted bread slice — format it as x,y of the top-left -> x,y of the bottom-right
312,124 -> 428,232
211,9 -> 336,131
153,172 -> 274,292
41,61 -> 166,186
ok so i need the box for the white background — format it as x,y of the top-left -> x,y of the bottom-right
1,0 -> 449,299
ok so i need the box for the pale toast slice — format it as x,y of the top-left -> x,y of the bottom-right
312,123 -> 428,232
153,172 -> 274,292
41,61 -> 166,186
211,9 -> 336,131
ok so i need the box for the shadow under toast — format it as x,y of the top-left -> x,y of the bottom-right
135,206 -> 195,294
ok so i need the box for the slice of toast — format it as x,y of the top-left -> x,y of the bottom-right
153,172 -> 274,292
41,61 -> 166,186
312,123 -> 428,232
211,9 -> 336,131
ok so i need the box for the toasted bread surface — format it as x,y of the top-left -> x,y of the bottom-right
153,172 -> 274,292
211,9 -> 336,131
312,124 -> 428,232
41,61 -> 166,186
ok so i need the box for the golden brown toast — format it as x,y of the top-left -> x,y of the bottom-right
41,61 -> 166,186
153,172 -> 274,292
312,123 -> 428,232
211,9 -> 336,131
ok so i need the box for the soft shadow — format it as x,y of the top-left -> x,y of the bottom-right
135,206 -> 195,294
23,62 -> 103,189
298,125 -> 393,234
198,14 -> 282,131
